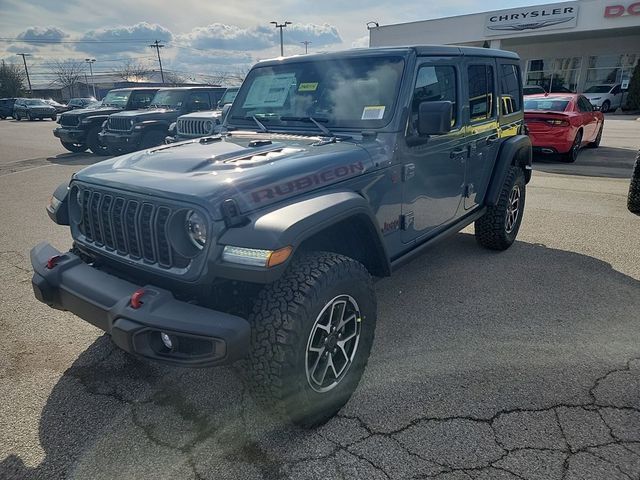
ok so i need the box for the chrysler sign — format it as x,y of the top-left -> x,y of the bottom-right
485,2 -> 579,36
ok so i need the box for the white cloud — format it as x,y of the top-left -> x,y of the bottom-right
16,26 -> 68,43
79,22 -> 173,54
351,35 -> 369,48
178,24 -> 273,51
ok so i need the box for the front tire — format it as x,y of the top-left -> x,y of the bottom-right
245,252 -> 376,427
61,141 -> 87,153
628,151 -> 640,215
87,126 -> 110,155
600,100 -> 610,113
26,112 -> 33,121
475,166 -> 526,251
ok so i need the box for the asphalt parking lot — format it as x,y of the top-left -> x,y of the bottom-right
0,116 -> 639,480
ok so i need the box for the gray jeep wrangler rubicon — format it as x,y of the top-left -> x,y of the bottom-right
31,46 -> 532,427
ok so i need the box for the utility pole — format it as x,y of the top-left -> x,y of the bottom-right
16,53 -> 32,96
149,40 -> 165,84
301,41 -> 311,54
85,58 -> 96,98
270,21 -> 292,57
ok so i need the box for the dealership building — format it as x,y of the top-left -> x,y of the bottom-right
368,0 -> 640,93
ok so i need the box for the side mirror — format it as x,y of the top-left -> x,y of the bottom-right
417,101 -> 452,136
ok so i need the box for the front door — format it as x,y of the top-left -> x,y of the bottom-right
401,59 -> 466,243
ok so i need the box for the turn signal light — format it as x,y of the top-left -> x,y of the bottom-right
130,288 -> 145,309
267,246 -> 294,268
46,255 -> 61,269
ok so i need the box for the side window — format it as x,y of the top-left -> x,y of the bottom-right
130,91 -> 154,109
499,64 -> 522,115
611,85 -> 621,95
578,96 -> 592,112
468,64 -> 495,122
409,65 -> 457,134
187,92 -> 211,111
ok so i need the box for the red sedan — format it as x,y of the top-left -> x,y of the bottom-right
524,93 -> 604,163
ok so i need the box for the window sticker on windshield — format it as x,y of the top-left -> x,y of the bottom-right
243,73 -> 296,109
298,82 -> 318,92
361,105 -> 385,120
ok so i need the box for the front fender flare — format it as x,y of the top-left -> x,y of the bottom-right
215,191 -> 390,282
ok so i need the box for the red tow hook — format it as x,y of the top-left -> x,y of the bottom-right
46,255 -> 61,269
130,288 -> 145,309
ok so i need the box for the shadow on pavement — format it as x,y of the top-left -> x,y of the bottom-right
46,152 -> 111,167
2,234 -> 639,479
533,146 -> 637,179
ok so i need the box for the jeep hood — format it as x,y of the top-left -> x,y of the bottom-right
73,133 -> 373,219
111,108 -> 177,123
62,106 -> 121,119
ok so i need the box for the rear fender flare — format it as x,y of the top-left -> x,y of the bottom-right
486,135 -> 532,206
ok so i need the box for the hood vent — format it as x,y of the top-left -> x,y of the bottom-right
248,139 -> 272,148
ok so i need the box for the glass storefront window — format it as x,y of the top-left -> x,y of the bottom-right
584,54 -> 639,91
526,57 -> 581,93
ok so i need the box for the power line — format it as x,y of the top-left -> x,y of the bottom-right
0,37 -> 165,44
149,40 -> 165,84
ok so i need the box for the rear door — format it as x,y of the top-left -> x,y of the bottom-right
463,59 -> 500,210
400,57 -> 466,243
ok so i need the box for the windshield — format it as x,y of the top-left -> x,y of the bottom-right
220,88 -> 239,105
149,90 -> 186,109
101,90 -> 131,108
584,85 -> 612,94
25,99 -> 48,106
228,56 -> 405,130
524,98 -> 571,112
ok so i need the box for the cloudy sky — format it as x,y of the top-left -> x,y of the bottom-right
0,0 -> 559,85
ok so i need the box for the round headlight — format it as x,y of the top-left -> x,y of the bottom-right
204,120 -> 214,133
186,210 -> 207,249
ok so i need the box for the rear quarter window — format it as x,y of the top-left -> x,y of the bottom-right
500,64 -> 522,115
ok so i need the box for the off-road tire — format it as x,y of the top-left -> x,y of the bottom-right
245,252 -> 376,427
61,141 -> 87,153
140,130 -> 165,150
475,166 -> 526,251
628,151 -> 640,215
87,126 -> 109,155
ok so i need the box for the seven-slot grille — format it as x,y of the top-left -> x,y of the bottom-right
60,115 -> 79,127
177,118 -> 215,137
108,116 -> 131,131
76,186 -> 189,269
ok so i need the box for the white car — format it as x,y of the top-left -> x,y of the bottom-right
583,84 -> 623,113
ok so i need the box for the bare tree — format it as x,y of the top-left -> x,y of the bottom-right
0,62 -> 26,97
48,60 -> 85,97
224,65 -> 251,85
113,60 -> 151,82
163,71 -> 187,86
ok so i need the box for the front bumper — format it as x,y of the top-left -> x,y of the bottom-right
54,127 -> 87,143
98,130 -> 143,151
30,242 -> 250,367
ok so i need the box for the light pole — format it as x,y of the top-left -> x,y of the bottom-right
85,58 -> 96,98
270,21 -> 291,57
16,53 -> 32,96
301,41 -> 311,54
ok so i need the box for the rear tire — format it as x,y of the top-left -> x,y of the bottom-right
475,166 -> 526,251
245,252 -> 376,427
87,126 -> 109,155
588,124 -> 603,148
61,141 -> 87,153
628,151 -> 640,215
562,130 -> 582,163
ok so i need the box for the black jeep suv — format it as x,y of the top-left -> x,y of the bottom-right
32,46 -> 531,427
54,88 -> 158,154
99,87 -> 226,154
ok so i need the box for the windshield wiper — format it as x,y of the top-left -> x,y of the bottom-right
230,115 -> 270,133
280,116 -> 335,137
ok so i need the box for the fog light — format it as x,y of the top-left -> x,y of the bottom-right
160,332 -> 173,349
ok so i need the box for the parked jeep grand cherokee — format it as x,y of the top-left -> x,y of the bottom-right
13,98 -> 57,121
54,88 -> 158,154
32,46 -> 531,427
99,87 -> 225,154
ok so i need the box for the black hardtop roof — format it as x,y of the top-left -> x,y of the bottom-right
155,86 -> 226,92
110,87 -> 160,92
256,45 -> 519,67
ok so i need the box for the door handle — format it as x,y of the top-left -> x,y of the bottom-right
486,134 -> 499,145
450,147 -> 465,158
